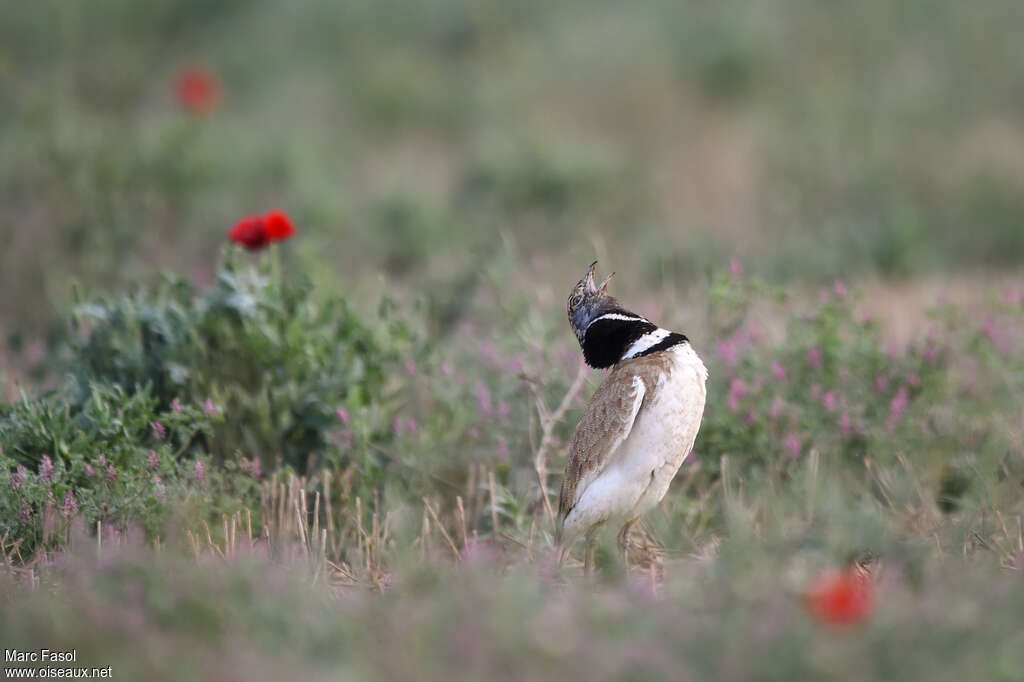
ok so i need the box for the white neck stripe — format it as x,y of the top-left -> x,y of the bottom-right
586,312 -> 649,331
622,328 -> 671,359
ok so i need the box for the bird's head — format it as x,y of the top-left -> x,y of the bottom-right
567,260 -> 617,344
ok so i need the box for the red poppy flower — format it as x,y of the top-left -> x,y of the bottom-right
805,569 -> 874,626
265,210 -> 296,241
228,211 -> 298,251
229,215 -> 270,250
175,66 -> 221,115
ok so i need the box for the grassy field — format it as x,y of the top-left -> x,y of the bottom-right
2,2 -> 1024,680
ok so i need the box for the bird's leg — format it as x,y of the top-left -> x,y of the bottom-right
583,529 -> 598,577
617,519 -> 635,571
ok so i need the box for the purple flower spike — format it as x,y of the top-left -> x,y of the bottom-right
784,433 -> 802,458
887,386 -> 909,430
771,362 -> 788,382
12,465 -> 28,490
475,381 -> 493,416
61,490 -> 78,518
40,455 -> 55,484
727,378 -> 749,413
193,460 -> 206,485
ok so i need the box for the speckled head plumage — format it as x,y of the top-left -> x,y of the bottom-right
567,261 -> 618,344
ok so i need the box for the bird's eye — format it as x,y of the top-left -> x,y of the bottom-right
570,294 -> 583,307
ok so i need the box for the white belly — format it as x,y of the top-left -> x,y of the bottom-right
562,344 -> 707,541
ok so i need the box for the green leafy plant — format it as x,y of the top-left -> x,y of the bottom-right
0,382 -> 220,552
64,251 -> 417,473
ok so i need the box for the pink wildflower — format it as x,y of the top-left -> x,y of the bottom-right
393,416 -> 405,437
240,457 -> 262,479
840,411 -> 854,438
807,347 -> 823,370
171,398 -> 183,414
771,362 -> 788,382
784,433 -> 802,458
746,323 -> 764,345
40,455 -> 55,483
336,407 -> 351,425
97,454 -> 117,480
730,259 -> 744,278
405,359 -> 417,376
148,451 -> 160,470
61,490 -> 78,518
983,318 -> 1011,355
193,460 -> 206,485
717,338 -> 739,369
887,386 -> 909,429
152,421 -> 166,440
83,462 -> 95,479
204,398 -> 220,416
833,280 -> 848,299
506,354 -> 525,375
478,341 -> 502,369
822,391 -> 838,413
406,417 -> 420,437
475,381 -> 493,416
11,464 -> 28,490
728,378 -> 749,413
20,500 -> 33,524
770,396 -> 784,420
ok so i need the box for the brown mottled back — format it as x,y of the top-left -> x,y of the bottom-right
558,352 -> 678,524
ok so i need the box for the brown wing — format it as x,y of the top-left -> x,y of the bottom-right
558,371 -> 646,521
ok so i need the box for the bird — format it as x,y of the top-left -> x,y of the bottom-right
557,261 -> 707,575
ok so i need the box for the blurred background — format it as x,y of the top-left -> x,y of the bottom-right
3,7 -> 1024,678
2,0 -> 1023,347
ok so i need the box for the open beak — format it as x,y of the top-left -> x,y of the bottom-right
584,260 -> 599,293
584,261 -> 614,295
